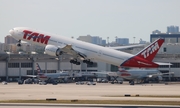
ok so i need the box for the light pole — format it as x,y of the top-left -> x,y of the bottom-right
115,36 -> 118,45
107,37 -> 109,47
133,37 -> 136,44
6,52 -> 10,81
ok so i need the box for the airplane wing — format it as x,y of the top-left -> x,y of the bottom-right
91,71 -> 119,76
146,72 -> 174,78
108,44 -> 145,50
91,71 -> 110,74
154,62 -> 172,66
25,75 -> 37,78
59,44 -> 87,60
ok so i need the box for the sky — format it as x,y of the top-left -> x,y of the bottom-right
0,0 -> 180,43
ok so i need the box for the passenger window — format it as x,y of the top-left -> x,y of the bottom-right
163,47 -> 166,52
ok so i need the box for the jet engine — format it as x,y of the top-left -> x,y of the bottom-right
45,45 -> 63,56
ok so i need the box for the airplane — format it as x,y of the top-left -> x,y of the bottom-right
93,67 -> 174,85
27,63 -> 70,84
9,27 -> 164,68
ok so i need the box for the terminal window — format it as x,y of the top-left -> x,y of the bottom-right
87,62 -> 97,67
21,63 -> 33,68
8,63 -> 19,68
163,47 -> 167,52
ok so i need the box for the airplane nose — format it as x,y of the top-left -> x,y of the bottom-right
9,29 -> 14,35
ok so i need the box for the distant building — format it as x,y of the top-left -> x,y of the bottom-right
92,36 -> 102,45
116,38 -> 129,45
151,25 -> 180,43
152,30 -> 161,34
101,40 -> 106,46
0,43 -> 6,53
77,35 -> 92,43
5,35 -> 17,44
139,38 -> 147,44
77,35 -> 105,46
150,34 -> 180,43
167,26 -> 179,34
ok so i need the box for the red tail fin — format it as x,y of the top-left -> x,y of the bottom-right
135,38 -> 164,61
121,38 -> 164,68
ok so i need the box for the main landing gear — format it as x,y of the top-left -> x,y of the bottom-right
16,40 -> 22,47
70,59 -> 80,65
83,60 -> 93,65
69,59 -> 94,65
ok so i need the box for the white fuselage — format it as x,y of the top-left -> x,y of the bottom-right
39,72 -> 69,81
10,27 -> 134,66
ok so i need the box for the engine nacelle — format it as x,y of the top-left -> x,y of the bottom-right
45,45 -> 63,56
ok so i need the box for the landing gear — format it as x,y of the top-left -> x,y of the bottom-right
83,60 -> 93,65
16,40 -> 21,47
70,59 -> 80,65
70,59 -> 93,65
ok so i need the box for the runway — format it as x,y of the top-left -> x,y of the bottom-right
0,82 -> 180,108
0,82 -> 180,101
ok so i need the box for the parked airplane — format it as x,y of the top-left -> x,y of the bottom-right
27,63 -> 69,84
9,27 -> 164,68
93,67 -> 173,85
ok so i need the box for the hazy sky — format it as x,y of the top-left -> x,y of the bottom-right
0,0 -> 180,43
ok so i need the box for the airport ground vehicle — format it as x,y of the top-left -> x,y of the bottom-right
76,81 -> 85,85
24,78 -> 33,84
2,81 -> 8,85
87,81 -> 96,85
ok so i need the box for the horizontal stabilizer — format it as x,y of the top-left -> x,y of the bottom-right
155,62 -> 172,66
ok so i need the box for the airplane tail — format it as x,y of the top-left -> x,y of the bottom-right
135,38 -> 164,61
36,63 -> 43,75
121,38 -> 164,68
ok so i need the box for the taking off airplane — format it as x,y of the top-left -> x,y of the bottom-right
9,27 -> 164,68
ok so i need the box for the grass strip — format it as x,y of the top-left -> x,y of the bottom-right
0,100 -> 180,105
103,95 -> 180,98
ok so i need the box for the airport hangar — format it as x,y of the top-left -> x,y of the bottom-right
0,42 -> 180,82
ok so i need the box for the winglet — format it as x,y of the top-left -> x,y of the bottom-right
135,38 -> 164,61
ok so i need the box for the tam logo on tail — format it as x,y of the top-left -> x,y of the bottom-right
136,38 -> 164,61
141,42 -> 159,59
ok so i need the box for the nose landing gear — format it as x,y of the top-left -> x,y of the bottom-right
16,40 -> 21,47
